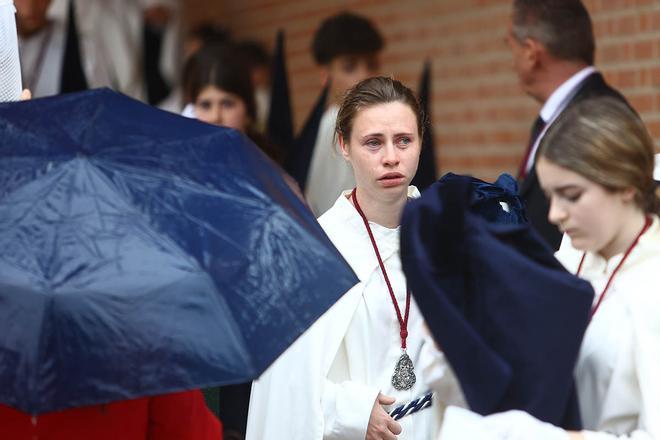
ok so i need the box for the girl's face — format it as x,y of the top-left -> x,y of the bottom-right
537,156 -> 638,258
194,85 -> 249,132
339,101 -> 421,204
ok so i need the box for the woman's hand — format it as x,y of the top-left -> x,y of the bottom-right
20,89 -> 31,100
366,393 -> 402,440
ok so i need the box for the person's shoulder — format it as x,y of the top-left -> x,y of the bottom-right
624,229 -> 660,311
317,197 -> 344,230
317,193 -> 362,250
574,71 -> 629,105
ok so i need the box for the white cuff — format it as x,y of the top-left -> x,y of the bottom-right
322,380 -> 380,439
582,430 -> 654,440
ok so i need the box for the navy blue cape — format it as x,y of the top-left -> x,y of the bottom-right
400,173 -> 593,428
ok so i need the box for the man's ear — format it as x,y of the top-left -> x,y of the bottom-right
319,66 -> 330,88
525,37 -> 545,69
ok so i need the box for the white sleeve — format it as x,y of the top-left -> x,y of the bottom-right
582,430 -> 654,440
322,379 -> 380,440
419,336 -> 467,408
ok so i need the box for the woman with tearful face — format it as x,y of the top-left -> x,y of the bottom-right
247,77 -> 465,440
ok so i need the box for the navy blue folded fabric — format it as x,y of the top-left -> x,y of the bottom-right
400,173 -> 593,428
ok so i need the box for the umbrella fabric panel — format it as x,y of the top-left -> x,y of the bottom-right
88,129 -> 353,370
0,159 -> 252,411
0,88 -> 358,414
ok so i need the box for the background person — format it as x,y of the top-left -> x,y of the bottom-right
303,11 -> 384,216
184,43 -> 283,165
247,76 -> 465,440
451,97 -> 660,440
15,0 -> 179,100
506,0 -> 631,250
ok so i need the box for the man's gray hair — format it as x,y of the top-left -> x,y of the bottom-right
512,0 -> 595,65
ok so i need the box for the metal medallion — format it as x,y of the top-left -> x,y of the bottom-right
391,352 -> 416,391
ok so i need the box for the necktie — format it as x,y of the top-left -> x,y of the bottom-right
517,116 -> 545,180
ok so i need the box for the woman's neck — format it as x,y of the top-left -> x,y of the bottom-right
349,187 -> 408,229
598,209 -> 648,261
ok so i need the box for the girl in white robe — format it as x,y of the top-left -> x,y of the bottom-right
247,77 -> 464,440
441,97 -> 660,439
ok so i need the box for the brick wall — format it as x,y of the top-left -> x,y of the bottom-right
190,0 -> 660,181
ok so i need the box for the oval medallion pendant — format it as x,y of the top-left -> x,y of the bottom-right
392,352 -> 416,391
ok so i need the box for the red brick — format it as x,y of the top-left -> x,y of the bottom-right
633,40 -> 654,60
644,120 -> 660,140
182,0 -> 660,179
651,67 -> 660,86
612,15 -> 638,35
650,10 -> 660,30
628,94 -> 654,113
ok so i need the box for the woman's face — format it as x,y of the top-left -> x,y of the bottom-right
339,101 -> 421,204
194,85 -> 249,132
537,156 -> 637,258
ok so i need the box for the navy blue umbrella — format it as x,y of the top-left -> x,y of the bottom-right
0,89 -> 358,415
400,173 -> 593,428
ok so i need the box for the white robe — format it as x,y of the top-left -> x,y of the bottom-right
304,105 -> 356,217
18,0 -> 180,100
246,187 -> 464,440
555,215 -> 660,439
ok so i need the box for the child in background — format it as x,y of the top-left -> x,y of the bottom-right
304,12 -> 384,216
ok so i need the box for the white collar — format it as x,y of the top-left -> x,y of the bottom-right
523,67 -> 597,173
540,66 -> 597,123
320,186 -> 420,281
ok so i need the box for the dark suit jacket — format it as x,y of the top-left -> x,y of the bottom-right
520,72 -> 631,250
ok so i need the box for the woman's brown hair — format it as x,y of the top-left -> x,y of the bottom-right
335,76 -> 425,144
539,96 -> 660,215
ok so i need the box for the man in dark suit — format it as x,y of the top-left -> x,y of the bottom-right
506,0 -> 631,250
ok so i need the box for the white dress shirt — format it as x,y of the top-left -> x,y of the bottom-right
522,66 -> 597,174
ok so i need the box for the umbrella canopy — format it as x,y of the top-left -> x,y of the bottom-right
400,173 -> 593,428
0,88 -> 358,415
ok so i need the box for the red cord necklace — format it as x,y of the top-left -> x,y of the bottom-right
351,188 -> 416,391
576,216 -> 652,318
